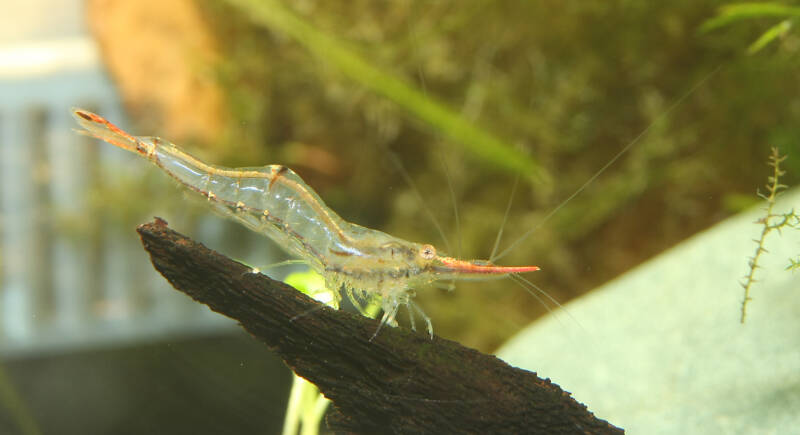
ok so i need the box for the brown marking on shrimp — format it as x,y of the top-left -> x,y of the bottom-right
269,165 -> 289,190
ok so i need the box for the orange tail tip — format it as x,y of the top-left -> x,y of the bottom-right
71,108 -> 140,152
71,108 -> 120,132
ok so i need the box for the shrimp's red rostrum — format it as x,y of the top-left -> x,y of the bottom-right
72,109 -> 539,337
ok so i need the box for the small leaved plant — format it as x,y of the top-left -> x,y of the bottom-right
740,147 -> 799,322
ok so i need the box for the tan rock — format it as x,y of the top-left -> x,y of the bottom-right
86,0 -> 224,144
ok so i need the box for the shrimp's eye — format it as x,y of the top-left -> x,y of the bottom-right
419,244 -> 436,260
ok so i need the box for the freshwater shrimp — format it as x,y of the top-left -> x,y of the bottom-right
72,108 -> 540,338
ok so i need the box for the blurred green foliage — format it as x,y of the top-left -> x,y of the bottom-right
180,0 -> 800,349
701,2 -> 800,53
222,0 -> 548,182
0,363 -> 39,435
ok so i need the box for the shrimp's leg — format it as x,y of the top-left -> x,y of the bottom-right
369,298 -> 433,341
407,303 -> 417,332
409,301 -> 433,339
370,302 -> 400,342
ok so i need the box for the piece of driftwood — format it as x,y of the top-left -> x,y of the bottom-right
136,218 -> 623,434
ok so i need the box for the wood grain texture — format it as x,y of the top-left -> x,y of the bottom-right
136,219 -> 622,434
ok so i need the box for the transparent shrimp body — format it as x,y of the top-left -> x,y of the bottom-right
72,108 -> 539,337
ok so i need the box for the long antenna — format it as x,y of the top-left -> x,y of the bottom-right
490,175 -> 519,262
493,65 -> 722,262
440,155 -> 462,258
386,150 -> 452,254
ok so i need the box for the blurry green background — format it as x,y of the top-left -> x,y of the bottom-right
94,0 -> 798,349
3,0 -> 800,433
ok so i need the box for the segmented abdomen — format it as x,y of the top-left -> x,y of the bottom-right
147,138 -> 350,269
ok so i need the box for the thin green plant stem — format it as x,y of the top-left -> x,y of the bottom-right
740,147 -> 791,323
279,268 -> 382,434
701,3 -> 800,32
282,375 -> 307,435
279,270 -> 342,435
300,384 -> 330,435
221,0 -> 548,183
303,394 -> 331,435
0,364 -> 41,435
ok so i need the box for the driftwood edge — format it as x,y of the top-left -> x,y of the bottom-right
136,218 -> 623,434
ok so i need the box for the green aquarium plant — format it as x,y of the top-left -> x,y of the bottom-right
740,147 -> 799,322
701,2 -> 800,54
279,269 -> 380,435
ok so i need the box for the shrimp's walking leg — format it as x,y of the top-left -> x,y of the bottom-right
370,298 -> 432,341
409,301 -> 433,338
407,303 -> 417,332
370,303 -> 400,342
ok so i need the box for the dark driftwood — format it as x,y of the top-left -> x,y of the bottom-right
136,219 -> 623,434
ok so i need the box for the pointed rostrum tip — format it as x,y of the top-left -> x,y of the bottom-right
437,257 -> 540,274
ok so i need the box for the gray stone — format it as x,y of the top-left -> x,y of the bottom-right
497,188 -> 800,434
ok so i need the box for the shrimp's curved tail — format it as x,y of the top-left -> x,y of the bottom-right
71,108 -> 142,154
